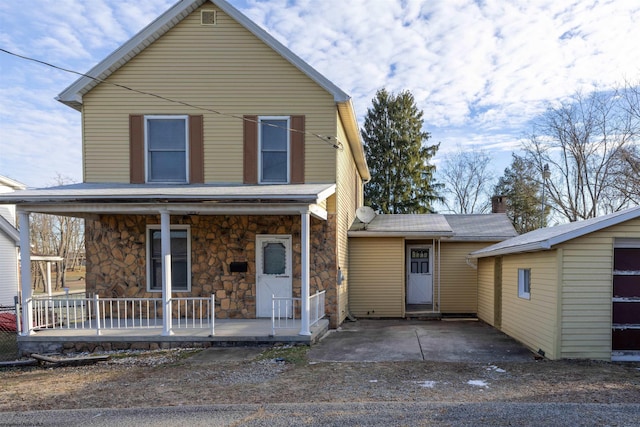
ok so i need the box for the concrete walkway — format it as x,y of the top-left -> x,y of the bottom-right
308,319 -> 536,363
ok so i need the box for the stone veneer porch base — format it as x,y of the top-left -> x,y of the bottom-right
16,319 -> 329,356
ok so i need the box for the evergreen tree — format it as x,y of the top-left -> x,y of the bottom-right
494,154 -> 548,233
361,89 -> 442,214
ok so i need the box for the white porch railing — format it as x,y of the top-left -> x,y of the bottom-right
23,295 -> 215,336
271,290 -> 326,335
309,290 -> 326,327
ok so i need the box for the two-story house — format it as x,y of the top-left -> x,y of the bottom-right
6,0 -> 369,339
2,0 -> 638,362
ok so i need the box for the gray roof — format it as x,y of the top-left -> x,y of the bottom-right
56,0 -> 350,110
350,214 -> 453,236
349,213 -> 517,241
443,214 -> 518,241
470,205 -> 640,258
0,182 -> 335,204
0,183 -> 336,219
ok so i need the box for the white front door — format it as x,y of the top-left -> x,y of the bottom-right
256,235 -> 292,318
406,246 -> 433,304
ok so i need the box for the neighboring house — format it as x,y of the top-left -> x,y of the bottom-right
469,205 -> 640,361
0,0 -> 369,334
0,176 -> 26,307
348,212 -> 518,318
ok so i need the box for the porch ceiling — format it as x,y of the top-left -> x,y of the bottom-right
0,183 -> 336,220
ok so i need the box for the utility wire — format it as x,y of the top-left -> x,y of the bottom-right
1,48 -> 343,150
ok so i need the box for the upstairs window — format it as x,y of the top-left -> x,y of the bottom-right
145,116 -> 188,183
259,117 -> 289,183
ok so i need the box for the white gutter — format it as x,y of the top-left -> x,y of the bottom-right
14,202 -> 329,221
468,241 -> 552,259
348,231 -> 454,238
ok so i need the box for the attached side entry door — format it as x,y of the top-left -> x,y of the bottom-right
406,245 -> 433,304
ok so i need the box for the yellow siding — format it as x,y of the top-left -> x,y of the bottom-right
335,114 -> 361,322
477,257 -> 495,326
501,251 -> 559,359
82,4 -> 337,183
558,216 -> 640,360
439,242 -> 491,313
349,237 -> 404,317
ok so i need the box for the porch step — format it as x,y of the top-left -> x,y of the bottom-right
405,311 -> 442,320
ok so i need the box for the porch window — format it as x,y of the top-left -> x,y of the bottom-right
145,116 -> 188,183
259,117 -> 289,183
518,268 -> 531,300
147,226 -> 191,292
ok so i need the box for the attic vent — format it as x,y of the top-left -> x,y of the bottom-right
201,10 -> 217,25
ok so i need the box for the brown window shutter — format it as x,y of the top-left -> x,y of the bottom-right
189,115 -> 204,183
243,115 -> 258,184
290,115 -> 305,184
129,114 -> 145,184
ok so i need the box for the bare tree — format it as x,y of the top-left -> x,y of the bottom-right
28,174 -> 85,290
523,87 -> 639,222
439,148 -> 495,214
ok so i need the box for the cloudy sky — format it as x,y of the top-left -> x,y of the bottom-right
1,0 -> 639,191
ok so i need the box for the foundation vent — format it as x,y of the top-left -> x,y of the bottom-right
201,10 -> 217,26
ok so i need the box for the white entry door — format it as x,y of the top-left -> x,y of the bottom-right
256,235 -> 292,317
406,246 -> 433,304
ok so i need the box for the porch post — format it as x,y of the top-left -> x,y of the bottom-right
160,210 -> 173,336
18,210 -> 33,336
299,210 -> 311,336
45,262 -> 52,297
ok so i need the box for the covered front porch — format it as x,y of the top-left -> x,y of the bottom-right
1,183 -> 338,354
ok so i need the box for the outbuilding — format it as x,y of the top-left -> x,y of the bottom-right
469,205 -> 640,361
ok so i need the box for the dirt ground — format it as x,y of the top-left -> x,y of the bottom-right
1,347 -> 638,412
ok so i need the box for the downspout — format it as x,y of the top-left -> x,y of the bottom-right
438,238 -> 441,314
466,256 -> 478,270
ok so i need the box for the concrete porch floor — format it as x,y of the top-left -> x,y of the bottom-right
17,318 -> 329,355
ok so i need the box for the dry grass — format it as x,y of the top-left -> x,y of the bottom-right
0,348 -> 638,412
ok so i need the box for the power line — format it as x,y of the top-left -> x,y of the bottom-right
1,48 -> 343,150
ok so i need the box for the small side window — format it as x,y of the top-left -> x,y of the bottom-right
518,268 -> 531,300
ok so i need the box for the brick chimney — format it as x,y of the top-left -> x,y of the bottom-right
491,195 -> 507,213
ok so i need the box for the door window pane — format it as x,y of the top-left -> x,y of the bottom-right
421,261 -> 429,273
263,242 -> 286,275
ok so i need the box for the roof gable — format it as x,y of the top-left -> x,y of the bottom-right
56,0 -> 350,110
470,205 -> 640,258
55,0 -> 370,182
